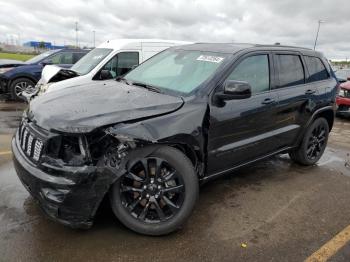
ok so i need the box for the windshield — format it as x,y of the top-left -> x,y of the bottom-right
25,50 -> 57,64
124,49 -> 229,95
71,48 -> 112,75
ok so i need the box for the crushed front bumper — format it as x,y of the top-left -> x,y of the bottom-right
11,133 -> 117,229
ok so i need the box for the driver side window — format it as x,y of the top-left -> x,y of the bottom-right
227,55 -> 270,95
101,52 -> 139,79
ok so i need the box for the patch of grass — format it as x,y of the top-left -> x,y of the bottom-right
0,52 -> 35,61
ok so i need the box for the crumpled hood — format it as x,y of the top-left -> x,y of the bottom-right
28,81 -> 184,133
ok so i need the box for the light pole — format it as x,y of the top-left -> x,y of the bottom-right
75,21 -> 79,48
313,20 -> 325,50
92,30 -> 96,47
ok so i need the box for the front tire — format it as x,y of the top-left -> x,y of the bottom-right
289,117 -> 329,165
110,146 -> 199,236
10,78 -> 36,101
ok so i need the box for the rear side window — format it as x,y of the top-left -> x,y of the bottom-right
227,55 -> 270,94
304,56 -> 329,82
276,55 -> 304,88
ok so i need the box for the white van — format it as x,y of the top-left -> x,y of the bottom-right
37,39 -> 191,94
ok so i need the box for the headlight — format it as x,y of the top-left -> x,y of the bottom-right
339,89 -> 345,97
0,67 -> 14,74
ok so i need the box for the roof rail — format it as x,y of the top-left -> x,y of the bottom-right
255,44 -> 312,50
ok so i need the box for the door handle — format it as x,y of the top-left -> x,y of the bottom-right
262,98 -> 275,105
305,89 -> 316,95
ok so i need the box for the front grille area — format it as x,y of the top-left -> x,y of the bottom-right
18,124 -> 44,162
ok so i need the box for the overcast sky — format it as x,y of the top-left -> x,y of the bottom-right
0,0 -> 349,59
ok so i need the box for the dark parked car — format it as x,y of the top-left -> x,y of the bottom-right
0,49 -> 88,100
12,43 -> 337,235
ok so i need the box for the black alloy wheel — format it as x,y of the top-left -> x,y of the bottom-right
306,122 -> 327,161
289,117 -> 329,165
110,146 -> 198,235
120,157 -> 185,223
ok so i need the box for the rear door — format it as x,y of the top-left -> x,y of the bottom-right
303,55 -> 333,109
208,52 -> 280,174
272,52 -> 310,147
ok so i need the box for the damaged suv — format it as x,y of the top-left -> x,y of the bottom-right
12,43 -> 337,235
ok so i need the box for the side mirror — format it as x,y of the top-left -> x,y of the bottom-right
41,59 -> 53,66
216,80 -> 252,101
347,77 -> 350,81
100,70 -> 113,80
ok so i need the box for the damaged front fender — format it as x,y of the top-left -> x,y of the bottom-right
104,100 -> 210,176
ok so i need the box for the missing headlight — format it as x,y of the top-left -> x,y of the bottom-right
51,135 -> 91,166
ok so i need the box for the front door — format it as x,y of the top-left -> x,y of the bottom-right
207,53 -> 279,175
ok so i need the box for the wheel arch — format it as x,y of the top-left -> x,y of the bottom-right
309,106 -> 335,131
316,109 -> 334,131
9,74 -> 38,88
294,106 -> 335,147
168,142 -> 204,177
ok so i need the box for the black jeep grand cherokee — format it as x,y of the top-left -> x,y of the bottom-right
12,43 -> 337,235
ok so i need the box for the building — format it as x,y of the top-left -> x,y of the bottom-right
23,41 -> 65,50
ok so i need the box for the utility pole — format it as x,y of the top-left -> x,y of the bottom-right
93,30 -> 96,47
313,20 -> 325,50
75,21 -> 79,48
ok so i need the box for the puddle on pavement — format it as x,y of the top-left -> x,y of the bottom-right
317,147 -> 350,176
0,101 -> 25,134
0,101 -> 26,111
0,161 -> 38,233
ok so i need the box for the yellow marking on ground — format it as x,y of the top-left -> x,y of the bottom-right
0,151 -> 12,156
305,224 -> 350,262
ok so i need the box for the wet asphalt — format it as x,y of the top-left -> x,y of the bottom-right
0,98 -> 350,262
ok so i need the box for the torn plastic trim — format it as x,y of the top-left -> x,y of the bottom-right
103,125 -> 206,177
23,65 -> 79,102
41,65 -> 79,84
104,127 -> 153,145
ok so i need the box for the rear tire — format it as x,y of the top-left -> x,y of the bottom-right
10,78 -> 36,101
289,117 -> 329,165
109,146 -> 199,236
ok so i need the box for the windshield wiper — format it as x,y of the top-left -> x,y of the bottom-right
116,77 -> 132,85
130,81 -> 162,93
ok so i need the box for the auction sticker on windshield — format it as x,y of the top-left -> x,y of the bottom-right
196,55 -> 224,63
